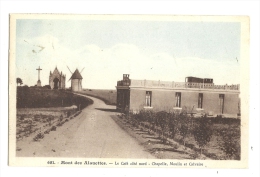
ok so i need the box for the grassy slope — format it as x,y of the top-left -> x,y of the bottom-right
17,87 -> 93,109
78,89 -> 117,105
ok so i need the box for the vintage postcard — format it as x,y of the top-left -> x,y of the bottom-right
9,14 -> 249,168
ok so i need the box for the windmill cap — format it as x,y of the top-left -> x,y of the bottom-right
70,69 -> 83,79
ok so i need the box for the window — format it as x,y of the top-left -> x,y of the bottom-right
219,94 -> 224,114
175,92 -> 181,107
145,91 -> 152,107
198,93 -> 203,108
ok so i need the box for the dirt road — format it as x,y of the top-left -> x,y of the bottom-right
16,94 -> 155,159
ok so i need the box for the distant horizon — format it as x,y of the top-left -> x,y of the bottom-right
19,73 -> 240,89
16,16 -> 241,89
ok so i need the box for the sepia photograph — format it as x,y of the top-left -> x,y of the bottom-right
9,14 -> 249,168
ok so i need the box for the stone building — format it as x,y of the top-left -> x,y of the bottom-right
69,69 -> 83,92
116,74 -> 240,118
49,67 -> 66,89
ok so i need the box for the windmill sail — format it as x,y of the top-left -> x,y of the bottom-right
80,67 -> 85,73
67,66 -> 73,74
69,69 -> 83,81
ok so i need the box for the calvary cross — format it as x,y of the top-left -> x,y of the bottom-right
36,66 -> 42,81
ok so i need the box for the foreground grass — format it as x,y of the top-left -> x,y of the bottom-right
16,109 -> 82,150
16,86 -> 94,143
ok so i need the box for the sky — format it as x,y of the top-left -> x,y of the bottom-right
15,18 -> 241,89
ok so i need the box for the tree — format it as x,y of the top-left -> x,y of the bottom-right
219,125 -> 240,160
155,111 -> 170,143
178,113 -> 191,146
168,113 -> 179,139
16,77 -> 23,86
193,118 -> 213,156
140,110 -> 155,133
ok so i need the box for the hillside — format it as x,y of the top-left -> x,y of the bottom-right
16,86 -> 93,109
78,89 -> 117,105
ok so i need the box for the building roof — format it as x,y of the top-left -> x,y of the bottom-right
50,67 -> 66,77
70,69 -> 83,80
53,67 -> 60,75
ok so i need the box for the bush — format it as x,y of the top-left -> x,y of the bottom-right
189,152 -> 200,159
173,143 -> 179,150
178,115 -> 191,146
43,85 -> 51,89
219,127 -> 240,160
168,113 -> 179,139
143,110 -> 156,133
155,111 -> 170,143
59,114 -> 63,121
20,114 -> 26,120
51,126 -> 56,131
44,129 -> 50,134
120,108 -> 240,159
33,132 -> 44,141
193,118 -> 213,156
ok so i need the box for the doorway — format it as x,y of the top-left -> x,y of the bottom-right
219,94 -> 224,114
53,78 -> 59,89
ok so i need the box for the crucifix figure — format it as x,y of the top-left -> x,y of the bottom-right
36,66 -> 42,87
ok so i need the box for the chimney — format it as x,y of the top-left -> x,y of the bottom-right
123,74 -> 129,80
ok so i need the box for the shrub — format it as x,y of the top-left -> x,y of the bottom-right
59,114 -> 63,121
173,143 -> 179,150
219,126 -> 240,160
193,118 -> 213,156
168,113 -> 179,139
178,114 -> 191,146
44,129 -> 50,134
33,132 -> 44,141
155,111 -> 170,143
43,85 -> 51,89
51,126 -> 56,131
143,110 -> 156,133
189,152 -> 200,159
20,114 -> 26,120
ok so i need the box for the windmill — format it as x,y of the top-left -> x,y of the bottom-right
67,66 -> 84,91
